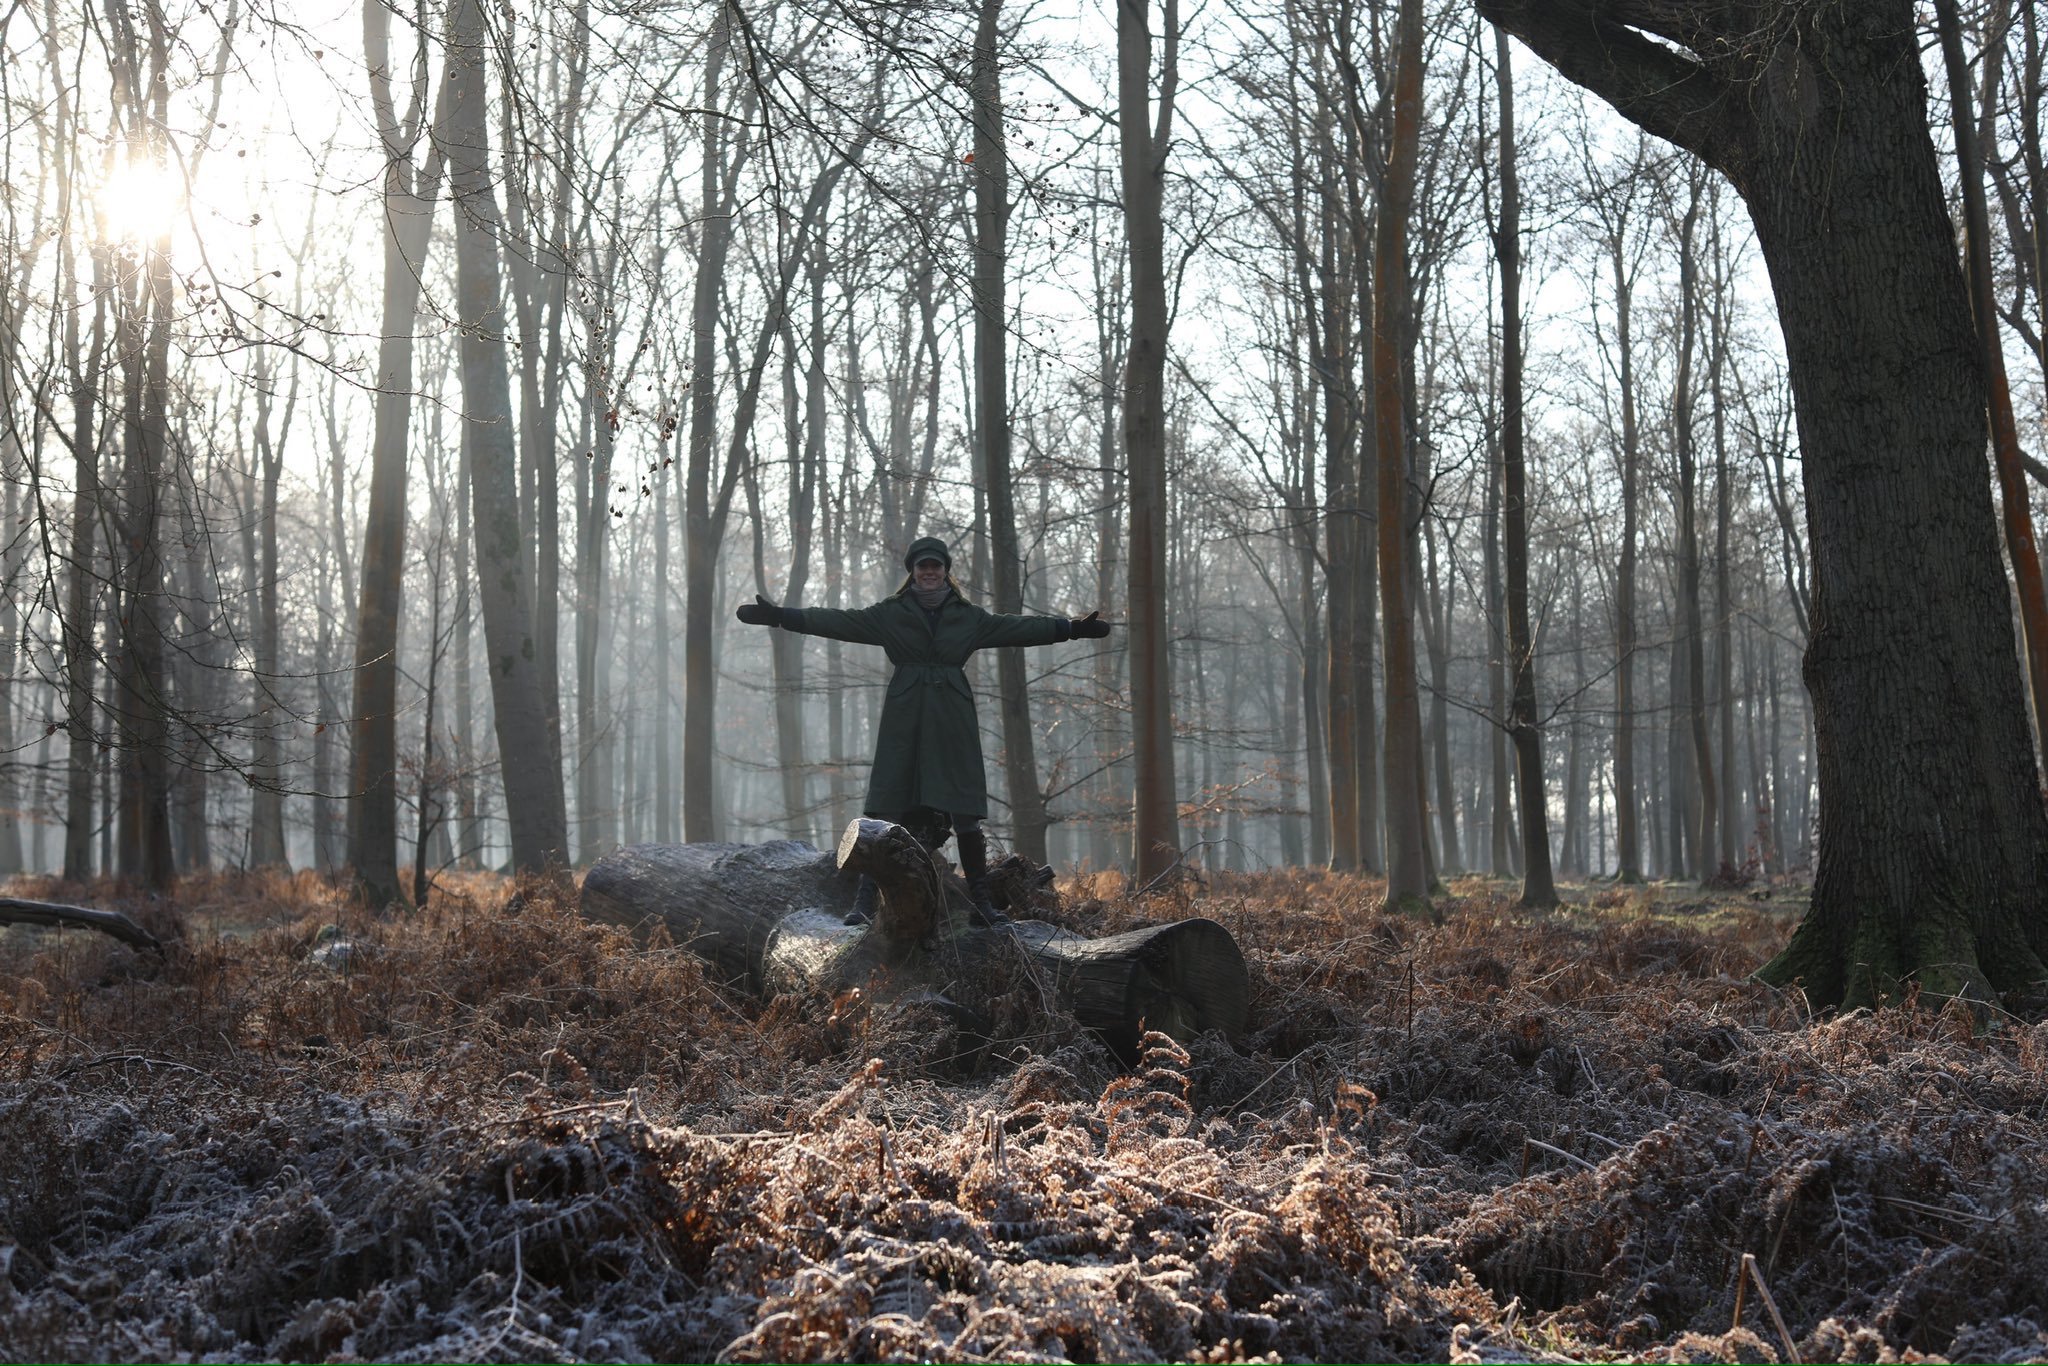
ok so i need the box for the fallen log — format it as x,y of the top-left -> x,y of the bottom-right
0,897 -> 166,954
578,821 -> 1248,1058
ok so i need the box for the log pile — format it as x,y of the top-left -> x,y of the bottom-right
578,820 -> 1248,1060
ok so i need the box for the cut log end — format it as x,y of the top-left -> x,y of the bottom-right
835,818 -> 941,945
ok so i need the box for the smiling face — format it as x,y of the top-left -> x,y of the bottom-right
913,558 -> 947,592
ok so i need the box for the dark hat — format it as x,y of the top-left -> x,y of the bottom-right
904,536 -> 952,571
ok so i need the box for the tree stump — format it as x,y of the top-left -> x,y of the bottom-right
578,821 -> 1249,1060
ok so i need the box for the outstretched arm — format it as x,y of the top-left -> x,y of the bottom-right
780,603 -> 889,647
973,608 -> 1113,650
735,595 -> 887,647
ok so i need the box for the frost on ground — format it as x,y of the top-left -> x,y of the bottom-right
3,867 -> 2046,1364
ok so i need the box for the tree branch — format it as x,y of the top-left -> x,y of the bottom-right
1476,0 -> 1739,170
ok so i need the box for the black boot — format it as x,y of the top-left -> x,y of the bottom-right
844,874 -> 878,926
955,827 -> 1006,926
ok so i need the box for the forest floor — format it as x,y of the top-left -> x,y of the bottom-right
3,862 -> 2047,1364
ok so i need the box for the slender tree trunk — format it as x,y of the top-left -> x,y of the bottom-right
1611,220 -> 1643,883
1422,509 -> 1460,872
447,0 -> 568,875
1371,0 -> 1430,914
973,0 -> 1049,861
1708,210 -> 1739,873
1935,0 -> 2048,762
1483,399 -> 1513,874
61,250 -> 108,882
681,13 -> 732,844
247,348 -> 289,868
1670,174 -> 1718,879
1118,0 -> 1181,882
1494,31 -> 1555,908
349,1 -> 449,905
108,19 -> 177,891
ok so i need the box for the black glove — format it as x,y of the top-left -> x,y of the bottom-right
735,594 -> 785,628
1070,610 -> 1111,639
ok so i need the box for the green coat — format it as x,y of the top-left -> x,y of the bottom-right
785,592 -> 1068,818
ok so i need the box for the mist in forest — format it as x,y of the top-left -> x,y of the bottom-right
0,0 -> 2039,904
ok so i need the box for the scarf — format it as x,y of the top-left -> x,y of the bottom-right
912,583 -> 951,612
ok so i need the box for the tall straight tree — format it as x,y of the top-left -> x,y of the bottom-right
103,0 -> 176,890
972,0 -> 1049,862
1707,200 -> 1739,871
681,3 -> 743,842
349,0 -> 451,904
1669,170 -> 1719,878
1493,31 -> 1556,908
1118,0 -> 1181,882
446,0 -> 568,875
46,1 -> 110,880
1484,0 -> 2048,1009
1371,0 -> 1430,914
1592,138 -> 1649,883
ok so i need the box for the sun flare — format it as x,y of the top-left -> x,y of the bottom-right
97,157 -> 186,243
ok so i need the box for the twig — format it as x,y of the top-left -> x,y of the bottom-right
1874,1193 -> 2000,1224
54,1053 -> 207,1081
1740,1252 -> 1798,1362
1524,1137 -> 1597,1171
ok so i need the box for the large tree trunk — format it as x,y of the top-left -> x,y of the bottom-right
447,0 -> 568,875
580,821 -> 1249,1060
1483,0 -> 2048,1009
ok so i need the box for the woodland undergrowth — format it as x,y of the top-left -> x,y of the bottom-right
3,866 -> 2047,1363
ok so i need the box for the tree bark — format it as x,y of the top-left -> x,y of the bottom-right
1481,0 -> 2048,1009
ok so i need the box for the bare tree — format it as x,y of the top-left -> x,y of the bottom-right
1483,0 -> 2048,1009
446,0 -> 568,875
349,0 -> 452,905
1491,30 -> 1554,908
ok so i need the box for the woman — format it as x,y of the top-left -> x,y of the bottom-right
736,535 -> 1110,923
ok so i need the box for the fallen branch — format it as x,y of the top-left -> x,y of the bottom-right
0,897 -> 165,954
